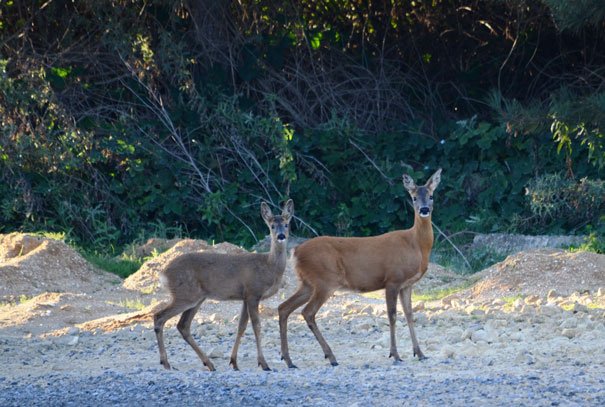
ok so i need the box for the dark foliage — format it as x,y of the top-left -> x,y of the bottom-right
0,0 -> 603,252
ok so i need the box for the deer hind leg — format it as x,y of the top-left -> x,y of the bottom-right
229,302 -> 249,371
400,286 -> 426,360
154,300 -> 199,370
386,285 -> 402,362
301,288 -> 337,366
176,299 -> 216,371
246,297 -> 271,371
278,283 -> 312,368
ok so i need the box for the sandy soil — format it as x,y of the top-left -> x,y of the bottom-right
1,233 -> 604,405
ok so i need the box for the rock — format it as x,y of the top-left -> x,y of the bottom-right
561,328 -> 576,339
413,301 -> 425,312
208,313 -> 221,323
571,302 -> 589,314
440,294 -> 456,307
356,322 -> 372,332
414,313 -> 429,326
559,318 -> 578,329
547,289 -> 559,300
207,347 -> 223,359
67,336 -> 79,346
464,305 -> 485,316
471,233 -> 584,256
491,299 -> 505,307
515,350 -> 535,365
359,305 -> 373,315
597,287 -> 605,297
471,329 -> 496,344
520,305 -> 535,315
540,304 -> 560,316
440,346 -> 455,359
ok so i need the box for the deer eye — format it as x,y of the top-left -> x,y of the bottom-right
429,195 -> 433,200
271,225 -> 275,229
413,197 -> 417,201
284,224 -> 288,228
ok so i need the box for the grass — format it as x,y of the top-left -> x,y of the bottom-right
361,281 -> 474,302
0,294 -> 34,309
430,235 -> 508,275
108,298 -> 148,311
80,251 -> 143,279
568,232 -> 605,254
412,284 -> 473,302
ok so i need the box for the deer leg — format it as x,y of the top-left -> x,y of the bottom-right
400,286 -> 426,360
301,288 -> 337,366
278,283 -> 312,368
154,300 -> 197,370
246,298 -> 270,371
176,300 -> 216,371
229,302 -> 249,371
385,285 -> 402,362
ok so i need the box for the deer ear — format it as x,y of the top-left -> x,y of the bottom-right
426,168 -> 442,192
282,199 -> 294,221
402,174 -> 416,193
260,202 -> 273,223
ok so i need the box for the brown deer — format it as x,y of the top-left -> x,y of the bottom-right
153,199 -> 294,371
278,169 -> 441,368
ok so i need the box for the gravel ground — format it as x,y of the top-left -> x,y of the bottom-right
1,352 -> 603,406
1,235 -> 604,406
2,291 -> 605,407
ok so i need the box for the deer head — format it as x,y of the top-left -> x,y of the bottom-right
402,169 -> 442,218
261,199 -> 294,244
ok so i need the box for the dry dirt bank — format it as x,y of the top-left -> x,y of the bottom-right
1,234 -> 604,405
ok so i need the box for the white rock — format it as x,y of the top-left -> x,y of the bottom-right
208,347 -> 224,359
67,335 -> 79,346
471,329 -> 496,344
356,322 -> 372,332
559,318 -> 578,329
414,313 -> 429,326
561,328 -> 576,339
413,301 -> 425,312
547,289 -> 559,299
440,346 -> 455,359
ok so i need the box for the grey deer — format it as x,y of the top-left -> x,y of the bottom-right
278,170 -> 441,367
153,199 -> 294,371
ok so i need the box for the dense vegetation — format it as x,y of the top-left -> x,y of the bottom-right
1,0 -> 603,262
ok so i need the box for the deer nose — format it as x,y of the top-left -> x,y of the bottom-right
277,233 -> 286,241
419,207 -> 430,217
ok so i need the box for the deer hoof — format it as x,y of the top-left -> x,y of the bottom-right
330,361 -> 339,367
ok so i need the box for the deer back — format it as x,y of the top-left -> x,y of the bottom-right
294,230 -> 426,293
161,251 -> 283,301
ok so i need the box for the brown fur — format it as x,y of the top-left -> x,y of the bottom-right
278,170 -> 441,367
153,199 -> 293,372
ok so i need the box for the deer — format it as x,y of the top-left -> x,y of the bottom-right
153,199 -> 294,372
278,169 -> 441,368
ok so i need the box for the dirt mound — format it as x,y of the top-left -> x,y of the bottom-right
467,249 -> 605,300
128,238 -> 183,258
0,233 -> 121,301
123,239 -> 247,293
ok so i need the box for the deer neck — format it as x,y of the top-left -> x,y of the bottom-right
413,213 -> 434,267
268,240 -> 288,271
